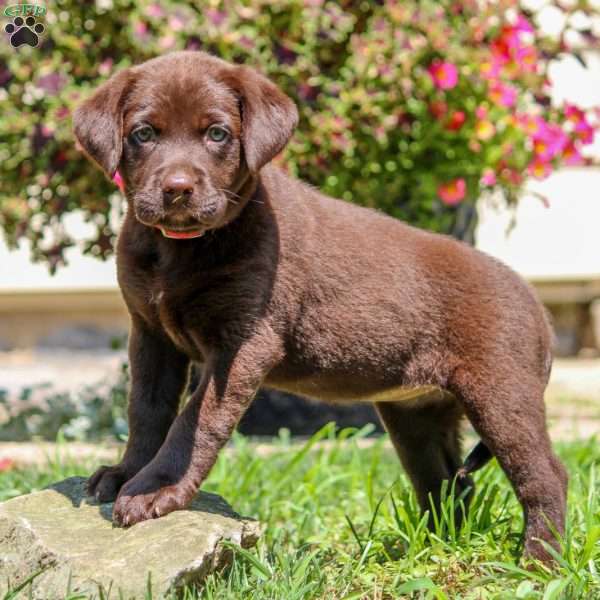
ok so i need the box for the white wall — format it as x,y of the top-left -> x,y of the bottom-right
477,168 -> 600,280
0,210 -> 120,292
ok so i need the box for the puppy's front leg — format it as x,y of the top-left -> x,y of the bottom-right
112,341 -> 277,526
88,316 -> 190,502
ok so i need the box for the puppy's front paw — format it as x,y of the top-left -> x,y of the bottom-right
113,472 -> 195,527
87,464 -> 132,503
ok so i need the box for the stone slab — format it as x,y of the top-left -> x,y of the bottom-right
0,477 -> 261,598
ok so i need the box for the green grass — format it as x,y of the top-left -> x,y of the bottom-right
1,425 -> 599,599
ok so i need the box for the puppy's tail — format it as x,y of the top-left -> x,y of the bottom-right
457,440 -> 493,479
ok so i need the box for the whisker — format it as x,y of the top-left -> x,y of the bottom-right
216,188 -> 244,200
214,188 -> 244,206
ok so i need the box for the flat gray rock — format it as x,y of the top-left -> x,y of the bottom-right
0,477 -> 261,598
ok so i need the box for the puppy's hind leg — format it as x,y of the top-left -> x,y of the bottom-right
375,395 -> 473,529
451,366 -> 568,563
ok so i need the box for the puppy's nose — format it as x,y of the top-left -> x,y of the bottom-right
162,172 -> 194,205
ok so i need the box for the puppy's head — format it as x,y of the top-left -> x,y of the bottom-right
73,52 -> 298,239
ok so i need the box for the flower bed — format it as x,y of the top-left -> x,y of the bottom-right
0,0 -> 598,268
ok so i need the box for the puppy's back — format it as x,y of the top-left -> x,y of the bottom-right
262,165 -> 553,384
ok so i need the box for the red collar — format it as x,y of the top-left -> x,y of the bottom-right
113,170 -> 124,192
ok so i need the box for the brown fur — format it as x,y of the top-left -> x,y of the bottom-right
74,51 -> 567,563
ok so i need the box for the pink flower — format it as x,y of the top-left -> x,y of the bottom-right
481,169 -> 497,187
169,15 -> 186,31
489,16 -> 537,76
55,106 -> 70,119
206,8 -> 227,27
528,159 -> 552,180
0,458 -> 13,472
475,105 -> 488,120
133,21 -> 149,39
515,45 -> 538,72
564,104 -> 596,144
113,170 -> 124,191
513,14 -> 534,34
499,166 -> 524,186
237,35 -> 255,51
99,58 -> 113,77
159,34 -> 176,49
575,122 -> 595,145
489,82 -> 517,108
562,142 -> 584,166
480,58 -> 502,80
438,178 -> 466,205
428,61 -> 459,90
518,114 -> 544,136
532,122 -> 568,161
145,4 -> 164,18
373,125 -> 387,143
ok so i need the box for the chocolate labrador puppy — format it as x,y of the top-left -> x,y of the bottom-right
74,51 -> 567,563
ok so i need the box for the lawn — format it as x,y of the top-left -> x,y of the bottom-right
1,425 -> 599,599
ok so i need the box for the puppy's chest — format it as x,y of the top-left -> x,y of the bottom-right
147,283 -> 212,357
146,275 -> 256,358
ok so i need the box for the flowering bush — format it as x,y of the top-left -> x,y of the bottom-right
0,0 -> 599,269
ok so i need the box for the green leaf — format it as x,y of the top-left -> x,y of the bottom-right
515,579 -> 536,598
396,577 -> 448,599
220,541 -> 272,581
542,578 -> 569,600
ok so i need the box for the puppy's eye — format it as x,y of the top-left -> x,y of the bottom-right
207,125 -> 229,143
131,125 -> 156,144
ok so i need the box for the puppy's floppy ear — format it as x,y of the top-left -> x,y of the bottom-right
226,66 -> 298,173
73,69 -> 132,177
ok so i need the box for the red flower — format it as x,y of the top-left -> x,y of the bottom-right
446,111 -> 466,131
564,103 -> 595,143
565,104 -> 586,124
438,178 -> 466,205
488,14 -> 538,77
429,100 -> 448,119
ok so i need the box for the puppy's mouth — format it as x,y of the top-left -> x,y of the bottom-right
155,225 -> 206,240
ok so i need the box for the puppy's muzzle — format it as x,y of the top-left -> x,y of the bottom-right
162,171 -> 194,209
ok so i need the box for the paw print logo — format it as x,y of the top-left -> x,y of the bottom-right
5,15 -> 44,48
